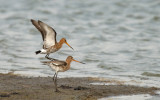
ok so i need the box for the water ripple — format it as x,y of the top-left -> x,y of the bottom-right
0,0 -> 160,89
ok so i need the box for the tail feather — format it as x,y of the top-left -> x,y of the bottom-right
35,50 -> 41,55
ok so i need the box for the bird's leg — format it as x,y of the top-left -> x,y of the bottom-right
54,72 -> 60,92
51,58 -> 58,61
45,54 -> 57,61
53,73 -> 56,82
55,72 -> 58,92
45,54 -> 51,59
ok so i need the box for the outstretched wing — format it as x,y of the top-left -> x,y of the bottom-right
38,20 -> 57,49
31,19 -> 46,41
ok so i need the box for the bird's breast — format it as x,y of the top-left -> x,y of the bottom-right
50,65 -> 65,72
47,46 -> 58,53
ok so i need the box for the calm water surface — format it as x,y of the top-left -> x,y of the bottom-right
0,0 -> 160,94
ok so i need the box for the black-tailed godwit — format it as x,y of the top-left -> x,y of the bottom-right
42,56 -> 84,92
31,19 -> 73,60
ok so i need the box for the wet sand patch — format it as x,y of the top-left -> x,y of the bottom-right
0,73 -> 159,100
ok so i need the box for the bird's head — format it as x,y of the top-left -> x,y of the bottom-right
66,56 -> 85,64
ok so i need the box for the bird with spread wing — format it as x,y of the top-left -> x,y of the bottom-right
31,19 -> 74,60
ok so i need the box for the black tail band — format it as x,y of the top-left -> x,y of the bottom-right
35,50 -> 41,55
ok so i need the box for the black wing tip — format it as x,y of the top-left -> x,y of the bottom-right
31,19 -> 41,23
31,19 -> 37,24
38,20 -> 42,24
30,19 -> 35,22
30,19 -> 43,24
80,62 -> 85,64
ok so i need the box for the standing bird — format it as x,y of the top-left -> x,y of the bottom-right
42,56 -> 85,92
31,19 -> 74,60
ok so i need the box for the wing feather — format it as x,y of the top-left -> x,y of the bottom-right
41,60 -> 67,66
31,19 -> 46,41
38,20 -> 57,49
51,61 -> 67,66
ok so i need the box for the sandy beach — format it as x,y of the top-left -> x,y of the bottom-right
0,73 -> 159,100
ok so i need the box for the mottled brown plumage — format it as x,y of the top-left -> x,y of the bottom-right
42,56 -> 84,92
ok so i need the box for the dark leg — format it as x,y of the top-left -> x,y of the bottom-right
53,73 -> 56,82
54,72 -> 60,92
45,54 -> 50,59
45,54 -> 57,61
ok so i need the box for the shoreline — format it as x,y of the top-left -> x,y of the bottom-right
0,73 -> 159,100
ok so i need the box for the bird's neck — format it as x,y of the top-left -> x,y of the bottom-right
67,60 -> 72,65
65,60 -> 72,71
57,39 -> 65,49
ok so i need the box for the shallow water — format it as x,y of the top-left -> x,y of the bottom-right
99,94 -> 154,100
0,0 -> 160,92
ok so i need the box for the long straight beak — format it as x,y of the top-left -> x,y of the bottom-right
65,41 -> 74,50
72,59 -> 85,64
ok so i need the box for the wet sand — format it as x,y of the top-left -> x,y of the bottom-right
0,73 -> 159,100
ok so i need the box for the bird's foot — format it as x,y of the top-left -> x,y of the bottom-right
50,58 -> 57,61
45,56 -> 57,61
55,88 -> 60,92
